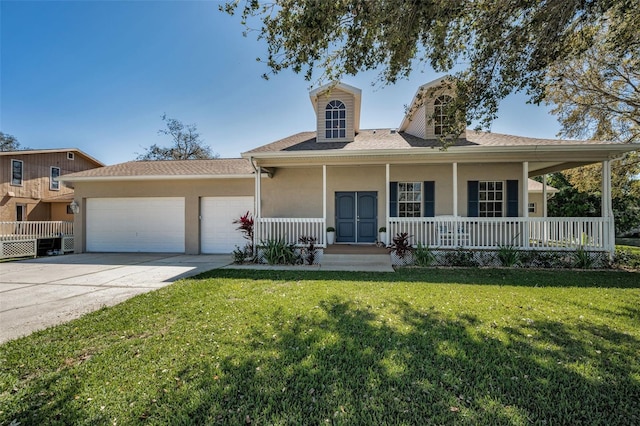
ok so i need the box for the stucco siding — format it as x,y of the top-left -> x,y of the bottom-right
261,168 -> 323,217
72,178 -> 253,254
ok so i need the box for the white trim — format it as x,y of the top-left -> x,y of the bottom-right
243,143 -> 635,162
542,174 -> 548,217
61,173 -> 262,183
10,159 -> 23,186
522,162 -> 529,218
322,165 -> 327,225
50,166 -> 61,191
385,163 -> 390,233
452,162 -> 458,216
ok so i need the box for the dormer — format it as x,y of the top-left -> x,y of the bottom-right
309,82 -> 361,143
398,76 -> 466,140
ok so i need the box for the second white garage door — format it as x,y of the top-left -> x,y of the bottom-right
201,196 -> 254,254
86,197 -> 185,253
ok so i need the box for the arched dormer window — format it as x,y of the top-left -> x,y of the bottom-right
325,100 -> 346,139
434,95 -> 453,136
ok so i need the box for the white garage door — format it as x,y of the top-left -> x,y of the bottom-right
201,196 -> 254,254
86,198 -> 185,253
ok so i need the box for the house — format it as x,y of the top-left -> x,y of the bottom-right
1,149 -> 104,222
62,78 -> 637,257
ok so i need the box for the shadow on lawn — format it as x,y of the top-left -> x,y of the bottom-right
197,267 -> 640,289
132,297 -> 638,424
3,290 -> 639,424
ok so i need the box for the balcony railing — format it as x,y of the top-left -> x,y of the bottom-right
388,217 -> 613,251
0,221 -> 74,241
255,218 -> 325,246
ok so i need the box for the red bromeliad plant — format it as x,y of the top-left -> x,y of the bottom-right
233,211 -> 254,256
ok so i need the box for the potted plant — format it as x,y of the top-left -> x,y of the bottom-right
326,226 -> 336,245
378,226 -> 387,246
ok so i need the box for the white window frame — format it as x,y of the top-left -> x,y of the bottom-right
11,159 -> 23,186
478,181 -> 504,217
50,166 -> 61,190
67,152 -> 75,160
528,202 -> 536,213
398,182 -> 422,218
325,100 -> 346,139
434,95 -> 453,136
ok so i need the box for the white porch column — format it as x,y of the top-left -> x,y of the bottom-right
522,162 -> 529,218
323,164 -> 327,240
386,163 -> 390,236
522,162 -> 530,248
256,166 -> 262,218
602,160 -> 614,254
452,162 -> 458,216
542,174 -> 548,217
602,160 -> 611,218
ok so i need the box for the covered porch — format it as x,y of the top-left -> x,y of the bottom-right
251,158 -> 617,254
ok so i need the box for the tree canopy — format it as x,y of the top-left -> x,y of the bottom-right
222,0 -> 640,131
137,115 -> 217,161
0,132 -> 22,151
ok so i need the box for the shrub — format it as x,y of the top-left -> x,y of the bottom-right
414,243 -> 435,267
233,211 -> 254,257
444,248 -> 478,267
298,236 -> 317,265
614,246 -> 640,269
389,233 -> 413,259
497,245 -> 521,267
326,226 -> 335,232
573,247 -> 595,269
260,238 -> 299,265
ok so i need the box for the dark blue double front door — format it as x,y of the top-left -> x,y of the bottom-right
335,191 -> 377,243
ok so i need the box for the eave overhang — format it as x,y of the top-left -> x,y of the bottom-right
61,173 -> 262,184
242,144 -> 637,170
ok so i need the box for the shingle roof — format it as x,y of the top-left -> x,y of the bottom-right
527,179 -> 558,193
245,129 -> 614,154
0,148 -> 104,166
62,158 -> 254,179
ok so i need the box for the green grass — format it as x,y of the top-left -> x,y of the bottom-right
1,268 -> 639,425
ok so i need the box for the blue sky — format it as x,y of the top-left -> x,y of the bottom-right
1,1 -> 561,166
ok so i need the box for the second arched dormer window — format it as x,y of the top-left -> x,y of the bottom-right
325,100 -> 346,139
434,95 -> 453,136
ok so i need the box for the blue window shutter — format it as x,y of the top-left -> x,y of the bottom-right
390,182 -> 398,217
423,181 -> 435,217
506,180 -> 519,217
468,181 -> 479,217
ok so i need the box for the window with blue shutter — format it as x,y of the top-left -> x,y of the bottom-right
423,181 -> 435,217
506,180 -> 519,217
389,182 -> 398,217
468,181 -> 479,217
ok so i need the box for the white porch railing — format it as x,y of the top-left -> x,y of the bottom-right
0,221 -> 74,241
255,218 -> 325,246
388,217 -> 613,251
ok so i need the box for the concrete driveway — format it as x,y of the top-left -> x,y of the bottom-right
0,253 -> 231,344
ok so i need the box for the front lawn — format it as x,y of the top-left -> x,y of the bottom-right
1,268 -> 639,425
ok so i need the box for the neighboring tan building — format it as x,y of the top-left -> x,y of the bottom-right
1,149 -> 103,222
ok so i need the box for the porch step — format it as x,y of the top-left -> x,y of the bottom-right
320,254 -> 394,272
324,244 -> 388,255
